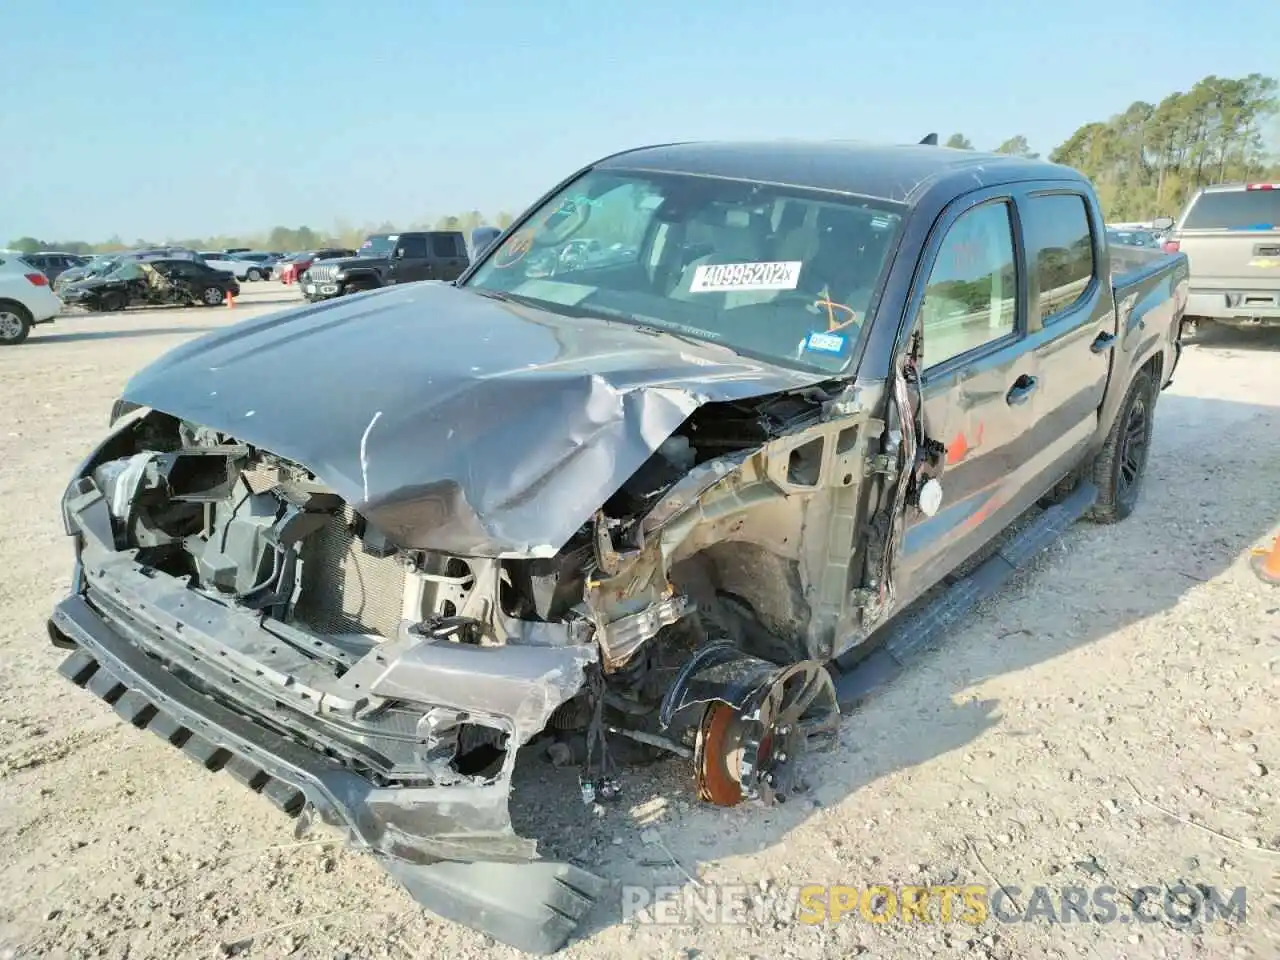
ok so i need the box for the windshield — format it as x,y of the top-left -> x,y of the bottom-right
1182,190 -> 1280,230
358,234 -> 398,258
87,258 -> 120,275
463,170 -> 905,373
106,262 -> 144,281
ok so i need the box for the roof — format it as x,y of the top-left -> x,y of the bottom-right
597,140 -> 1077,206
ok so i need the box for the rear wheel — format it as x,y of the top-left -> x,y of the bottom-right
0,301 -> 32,345
201,286 -> 225,306
246,268 -> 262,282
1086,367 -> 1156,524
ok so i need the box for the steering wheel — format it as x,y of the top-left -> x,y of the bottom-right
557,241 -> 591,272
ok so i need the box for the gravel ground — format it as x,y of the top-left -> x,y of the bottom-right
0,291 -> 1277,960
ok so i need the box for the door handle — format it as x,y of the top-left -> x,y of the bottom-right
1090,331 -> 1117,353
1006,375 -> 1038,406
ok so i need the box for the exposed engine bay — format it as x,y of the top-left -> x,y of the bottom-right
60,380 -> 906,812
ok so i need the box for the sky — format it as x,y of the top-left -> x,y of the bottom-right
2,0 -> 1277,243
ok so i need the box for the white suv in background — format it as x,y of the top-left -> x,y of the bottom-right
0,254 -> 64,345
197,252 -> 265,281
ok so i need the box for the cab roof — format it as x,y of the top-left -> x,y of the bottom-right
597,140 -> 1081,207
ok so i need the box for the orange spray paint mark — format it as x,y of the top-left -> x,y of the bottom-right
945,423 -> 985,465
814,292 -> 861,333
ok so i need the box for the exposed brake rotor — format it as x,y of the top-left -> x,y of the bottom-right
693,660 -> 838,806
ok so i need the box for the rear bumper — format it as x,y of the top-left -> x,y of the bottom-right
1187,289 -> 1280,322
27,287 -> 63,323
48,588 -> 604,953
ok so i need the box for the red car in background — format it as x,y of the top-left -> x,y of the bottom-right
276,248 -> 355,284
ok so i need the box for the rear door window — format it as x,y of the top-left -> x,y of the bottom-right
1182,190 -> 1280,230
1021,193 -> 1096,322
430,234 -> 458,258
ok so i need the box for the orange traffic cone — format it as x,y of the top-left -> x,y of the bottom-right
225,291 -> 235,309
1252,535 -> 1280,586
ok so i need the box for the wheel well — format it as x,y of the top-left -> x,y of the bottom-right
0,298 -> 33,318
1140,351 -> 1163,387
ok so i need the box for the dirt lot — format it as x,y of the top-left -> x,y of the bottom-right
0,291 -> 1277,960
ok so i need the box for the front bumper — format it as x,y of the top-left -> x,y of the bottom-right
300,277 -> 344,300
49,585 -> 604,953
50,432 -> 603,954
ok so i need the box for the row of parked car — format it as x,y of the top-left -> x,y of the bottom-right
0,228 -> 508,345
0,247 -> 252,344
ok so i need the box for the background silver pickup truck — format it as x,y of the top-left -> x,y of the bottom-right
1163,181 -> 1280,335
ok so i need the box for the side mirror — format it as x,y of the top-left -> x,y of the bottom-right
1151,216 -> 1174,231
392,248 -> 406,259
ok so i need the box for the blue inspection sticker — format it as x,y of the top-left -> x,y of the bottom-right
804,331 -> 847,355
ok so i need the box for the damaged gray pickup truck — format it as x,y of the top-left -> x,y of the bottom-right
49,139 -> 1188,953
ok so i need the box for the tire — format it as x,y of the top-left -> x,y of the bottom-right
0,301 -> 32,345
201,286 -> 225,306
246,268 -> 262,282
1085,367 -> 1156,524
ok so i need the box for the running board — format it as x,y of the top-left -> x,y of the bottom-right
832,481 -> 1098,712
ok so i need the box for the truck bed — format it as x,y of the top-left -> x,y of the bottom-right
1109,244 -> 1188,321
1108,242 -> 1177,281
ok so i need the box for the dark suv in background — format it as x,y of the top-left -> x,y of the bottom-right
23,252 -> 91,284
301,231 -> 470,301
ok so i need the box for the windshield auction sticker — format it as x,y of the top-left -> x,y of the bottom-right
689,261 -> 802,292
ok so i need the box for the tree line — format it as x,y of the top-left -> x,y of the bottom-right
7,211 -> 517,258
939,73 -> 1279,220
8,72 -> 1277,256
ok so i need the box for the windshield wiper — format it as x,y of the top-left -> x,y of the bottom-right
569,303 -> 716,348
468,288 -> 732,352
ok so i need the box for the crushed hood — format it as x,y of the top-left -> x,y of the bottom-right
121,282 -> 828,557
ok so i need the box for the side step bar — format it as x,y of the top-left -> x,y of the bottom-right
831,481 -> 1098,712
